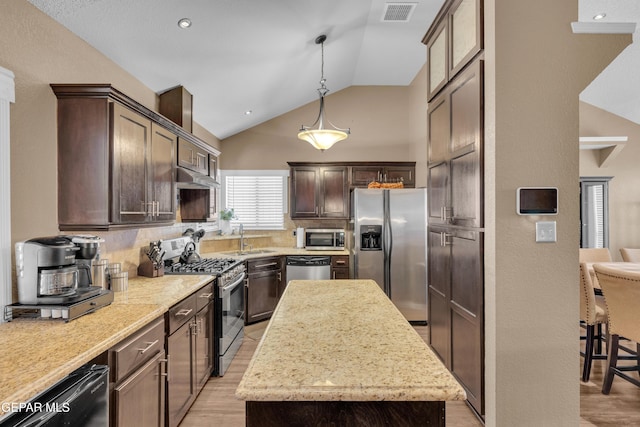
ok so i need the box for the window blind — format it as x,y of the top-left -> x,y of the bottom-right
224,175 -> 285,230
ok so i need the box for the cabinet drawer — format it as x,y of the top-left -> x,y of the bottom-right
195,282 -> 215,312
167,294 -> 197,334
331,255 -> 349,269
248,257 -> 281,273
111,317 -> 165,383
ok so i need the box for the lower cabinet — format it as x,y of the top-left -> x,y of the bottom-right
428,226 -> 484,416
331,255 -> 350,279
166,282 -> 215,427
245,257 -> 283,325
109,317 -> 166,427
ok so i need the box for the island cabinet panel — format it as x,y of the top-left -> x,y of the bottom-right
246,401 -> 445,427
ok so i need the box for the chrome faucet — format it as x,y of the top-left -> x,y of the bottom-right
239,224 -> 251,253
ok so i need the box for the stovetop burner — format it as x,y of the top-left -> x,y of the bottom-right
165,257 -> 239,275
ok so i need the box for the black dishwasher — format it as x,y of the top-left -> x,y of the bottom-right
0,364 -> 109,426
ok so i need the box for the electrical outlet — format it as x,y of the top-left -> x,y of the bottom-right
536,221 -> 556,243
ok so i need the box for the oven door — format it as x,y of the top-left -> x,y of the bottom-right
219,271 -> 246,355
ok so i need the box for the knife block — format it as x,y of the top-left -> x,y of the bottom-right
138,260 -> 164,278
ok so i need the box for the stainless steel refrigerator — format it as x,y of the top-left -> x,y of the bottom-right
353,188 -> 428,322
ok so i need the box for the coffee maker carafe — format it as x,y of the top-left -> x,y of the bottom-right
16,236 -> 81,304
70,235 -> 105,288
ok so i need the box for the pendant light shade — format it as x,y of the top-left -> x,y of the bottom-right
298,35 -> 350,151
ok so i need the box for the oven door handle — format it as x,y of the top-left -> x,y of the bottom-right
219,272 -> 246,297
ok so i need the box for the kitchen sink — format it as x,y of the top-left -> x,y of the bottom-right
222,249 -> 277,256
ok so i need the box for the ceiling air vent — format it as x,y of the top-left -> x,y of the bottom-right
381,2 -> 417,22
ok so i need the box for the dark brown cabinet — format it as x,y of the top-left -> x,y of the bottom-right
331,255 -> 350,279
424,2 -> 484,417
52,84 -> 188,230
166,282 -> 214,427
245,257 -> 283,324
427,59 -> 483,228
350,163 -> 416,188
178,137 -> 209,175
289,164 -> 349,219
109,317 -> 166,427
427,227 -> 484,415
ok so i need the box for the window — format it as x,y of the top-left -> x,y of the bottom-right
221,170 -> 288,230
580,176 -> 612,248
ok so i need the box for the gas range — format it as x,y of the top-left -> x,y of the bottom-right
164,258 -> 240,275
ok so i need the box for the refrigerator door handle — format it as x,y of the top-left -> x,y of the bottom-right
383,190 -> 392,297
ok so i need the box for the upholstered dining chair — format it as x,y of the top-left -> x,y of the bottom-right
580,262 -> 608,382
592,263 -> 640,394
579,248 -> 612,263
620,248 -> 640,262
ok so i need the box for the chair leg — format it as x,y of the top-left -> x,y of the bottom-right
602,334 -> 620,395
583,324 -> 595,382
637,343 -> 640,379
596,323 -> 603,355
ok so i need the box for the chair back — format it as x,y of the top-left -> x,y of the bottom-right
579,262 -> 598,324
620,248 -> 640,262
579,248 -> 612,263
593,264 -> 640,343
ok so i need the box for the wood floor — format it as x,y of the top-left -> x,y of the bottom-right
180,323 -> 640,426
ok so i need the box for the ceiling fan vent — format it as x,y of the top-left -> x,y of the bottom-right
381,3 -> 417,22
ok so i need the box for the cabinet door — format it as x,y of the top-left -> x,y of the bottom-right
427,227 -> 451,366
290,167 -> 319,218
178,138 -> 208,175
246,270 -> 280,324
450,60 -> 483,228
449,0 -> 482,77
351,166 -> 383,187
113,350 -> 166,427
167,321 -> 195,427
384,166 -> 415,187
150,124 -> 176,221
195,303 -> 213,391
111,103 -> 151,223
450,230 -> 484,415
428,92 -> 450,165
427,19 -> 448,100
427,162 -> 449,225
319,166 -> 349,218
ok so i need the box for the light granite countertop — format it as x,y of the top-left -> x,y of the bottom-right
0,274 -> 212,414
0,247 -> 347,414
236,279 -> 466,402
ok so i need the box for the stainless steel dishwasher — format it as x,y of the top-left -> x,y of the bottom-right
285,255 -> 332,284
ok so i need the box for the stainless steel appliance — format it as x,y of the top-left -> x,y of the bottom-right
7,236 -> 113,322
0,364 -> 109,426
162,236 -> 246,376
285,256 -> 331,283
353,188 -> 428,323
304,228 -> 346,250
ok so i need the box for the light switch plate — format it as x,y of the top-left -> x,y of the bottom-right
536,221 -> 557,243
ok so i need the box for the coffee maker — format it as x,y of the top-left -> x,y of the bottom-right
15,235 -> 105,305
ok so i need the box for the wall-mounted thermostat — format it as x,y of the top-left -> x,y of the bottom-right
516,187 -> 558,215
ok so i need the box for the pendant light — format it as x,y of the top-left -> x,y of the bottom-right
298,34 -> 350,151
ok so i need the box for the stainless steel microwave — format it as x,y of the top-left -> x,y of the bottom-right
304,229 -> 346,250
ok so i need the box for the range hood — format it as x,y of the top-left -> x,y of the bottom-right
176,166 -> 220,189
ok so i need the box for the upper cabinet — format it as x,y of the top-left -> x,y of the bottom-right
178,138 -> 209,175
424,0 -> 483,101
350,162 -> 416,188
52,84 -> 218,230
289,163 -> 349,219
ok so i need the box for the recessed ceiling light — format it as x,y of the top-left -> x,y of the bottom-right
593,13 -> 606,20
244,110 -> 252,115
178,18 -> 192,29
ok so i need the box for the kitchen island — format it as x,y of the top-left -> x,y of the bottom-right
236,279 -> 466,426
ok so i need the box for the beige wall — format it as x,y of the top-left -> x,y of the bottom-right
220,75 -> 428,187
0,1 -> 220,276
580,101 -> 640,260
484,0 -> 630,425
